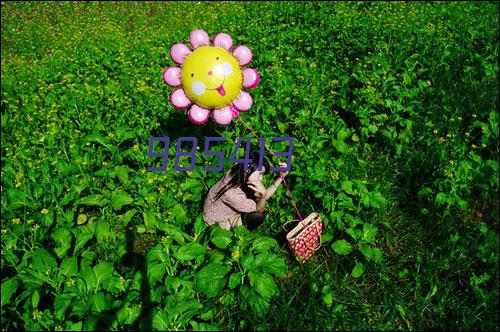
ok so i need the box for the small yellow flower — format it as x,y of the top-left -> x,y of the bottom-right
32,309 -> 42,321
32,224 -> 40,231
471,144 -> 477,149
41,208 -> 49,215
433,129 -> 438,134
12,218 -> 21,224
231,251 -> 240,260
438,137 -> 446,144
66,278 -> 75,287
481,143 -> 486,148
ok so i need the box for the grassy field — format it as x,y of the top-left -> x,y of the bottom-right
1,1 -> 499,331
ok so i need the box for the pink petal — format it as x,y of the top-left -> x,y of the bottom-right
213,33 -> 233,50
163,66 -> 181,86
212,107 -> 233,125
170,43 -> 191,65
188,105 -> 210,125
170,89 -> 191,109
232,91 -> 252,112
242,68 -> 260,89
232,45 -> 253,66
190,29 -> 210,49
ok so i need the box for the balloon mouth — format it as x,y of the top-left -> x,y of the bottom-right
216,84 -> 226,96
208,76 -> 227,96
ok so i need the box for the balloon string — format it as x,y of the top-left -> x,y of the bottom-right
237,117 -> 303,221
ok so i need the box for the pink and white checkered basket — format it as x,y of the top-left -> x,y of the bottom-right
283,212 -> 323,263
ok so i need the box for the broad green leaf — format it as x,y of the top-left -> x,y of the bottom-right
121,208 -> 138,225
175,242 -> 206,261
250,236 -> 278,253
239,285 -> 270,317
191,321 -> 220,331
346,227 -> 358,240
54,294 -> 73,321
362,224 -> 378,243
211,227 -> 232,249
31,248 -> 57,273
173,204 -> 190,225
322,285 -> 333,308
332,139 -> 346,153
111,192 -> 134,211
6,188 -> 32,210
146,245 -> 168,263
73,227 -> 94,254
228,272 -> 242,289
253,253 -> 287,277
1,278 -> 19,306
341,181 -> 355,195
147,262 -> 167,285
90,293 -> 109,313
359,245 -> 374,261
17,271 -> 47,288
194,263 -> 230,298
65,320 -> 83,331
435,192 -> 448,205
114,165 -> 130,184
79,194 -> 107,207
370,191 -> 387,209
93,262 -> 114,290
117,304 -> 142,325
373,247 -> 383,263
59,256 -> 78,277
332,240 -> 352,255
51,228 -> 73,258
152,309 -> 169,330
162,224 -> 186,245
199,308 -> 215,321
351,261 -> 365,278
143,210 -> 157,230
31,289 -> 40,308
194,214 -> 207,237
241,254 -> 255,272
248,271 -> 277,299
95,219 -> 111,242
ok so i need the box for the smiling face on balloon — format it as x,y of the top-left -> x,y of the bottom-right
181,46 -> 242,109
163,30 -> 260,125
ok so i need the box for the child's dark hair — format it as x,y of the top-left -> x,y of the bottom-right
213,151 -> 270,201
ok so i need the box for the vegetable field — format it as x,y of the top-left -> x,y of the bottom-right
1,1 -> 499,330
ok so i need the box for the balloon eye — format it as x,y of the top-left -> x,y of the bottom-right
216,57 -> 220,61
191,73 -> 194,77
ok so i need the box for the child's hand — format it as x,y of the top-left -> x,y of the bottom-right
247,181 -> 266,200
279,162 -> 289,177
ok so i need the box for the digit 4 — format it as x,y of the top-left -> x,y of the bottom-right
230,137 -> 252,171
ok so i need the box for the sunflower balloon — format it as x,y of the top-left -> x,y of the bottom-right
163,30 -> 260,125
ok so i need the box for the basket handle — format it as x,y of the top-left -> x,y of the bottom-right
282,219 -> 300,233
303,231 -> 322,252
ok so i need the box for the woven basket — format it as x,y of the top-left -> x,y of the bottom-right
283,212 -> 323,263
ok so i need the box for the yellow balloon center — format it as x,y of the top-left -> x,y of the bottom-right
181,46 -> 242,109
